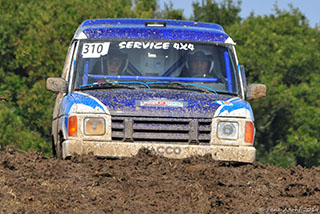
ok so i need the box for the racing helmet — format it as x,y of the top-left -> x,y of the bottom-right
186,49 -> 214,75
104,48 -> 128,75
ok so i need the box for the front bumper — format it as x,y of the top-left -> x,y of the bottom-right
62,140 -> 256,163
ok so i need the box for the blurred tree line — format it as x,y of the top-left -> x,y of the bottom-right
0,0 -> 319,167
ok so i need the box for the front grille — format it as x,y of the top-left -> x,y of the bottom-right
111,116 -> 212,144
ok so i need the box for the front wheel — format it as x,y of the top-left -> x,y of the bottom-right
55,134 -> 64,160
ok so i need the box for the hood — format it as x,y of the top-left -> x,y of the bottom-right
71,89 -> 252,119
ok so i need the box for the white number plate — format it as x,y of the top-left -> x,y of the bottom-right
81,42 -> 110,58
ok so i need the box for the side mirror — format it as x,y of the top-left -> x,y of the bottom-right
46,77 -> 68,93
246,84 -> 267,100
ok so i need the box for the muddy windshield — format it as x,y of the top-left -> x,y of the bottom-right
73,40 -> 240,94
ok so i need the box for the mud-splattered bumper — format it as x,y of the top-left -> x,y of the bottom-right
62,140 -> 256,163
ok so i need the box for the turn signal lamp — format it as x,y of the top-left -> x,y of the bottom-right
245,121 -> 254,143
68,116 -> 77,137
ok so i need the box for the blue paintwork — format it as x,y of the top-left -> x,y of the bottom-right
63,90 -> 236,118
81,19 -> 224,31
60,95 -> 76,116
224,50 -> 233,92
75,18 -> 230,43
215,98 -> 254,121
71,92 -> 106,112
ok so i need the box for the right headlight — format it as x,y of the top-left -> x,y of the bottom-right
217,121 -> 239,140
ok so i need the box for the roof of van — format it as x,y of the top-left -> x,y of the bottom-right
73,19 -> 235,44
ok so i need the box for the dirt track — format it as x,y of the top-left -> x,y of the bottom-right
0,146 -> 319,214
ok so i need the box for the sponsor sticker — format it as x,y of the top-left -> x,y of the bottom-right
137,100 -> 186,107
119,41 -> 170,50
118,41 -> 194,51
145,145 -> 182,155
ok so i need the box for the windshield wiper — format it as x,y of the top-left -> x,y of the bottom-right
146,81 -> 217,94
76,81 -> 150,90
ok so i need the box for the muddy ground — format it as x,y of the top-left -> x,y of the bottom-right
0,146 -> 319,214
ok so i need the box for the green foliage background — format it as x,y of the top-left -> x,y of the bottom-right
0,0 -> 319,167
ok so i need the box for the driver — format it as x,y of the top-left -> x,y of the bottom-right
89,49 -> 128,84
104,49 -> 128,75
92,49 -> 128,75
185,50 -> 214,77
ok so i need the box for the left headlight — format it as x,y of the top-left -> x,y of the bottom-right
84,117 -> 105,135
217,121 -> 239,140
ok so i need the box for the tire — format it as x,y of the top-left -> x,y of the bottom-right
55,134 -> 64,160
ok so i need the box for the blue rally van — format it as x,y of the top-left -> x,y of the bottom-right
46,19 -> 266,162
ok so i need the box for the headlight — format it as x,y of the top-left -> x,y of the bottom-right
217,121 -> 239,140
84,117 -> 105,135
